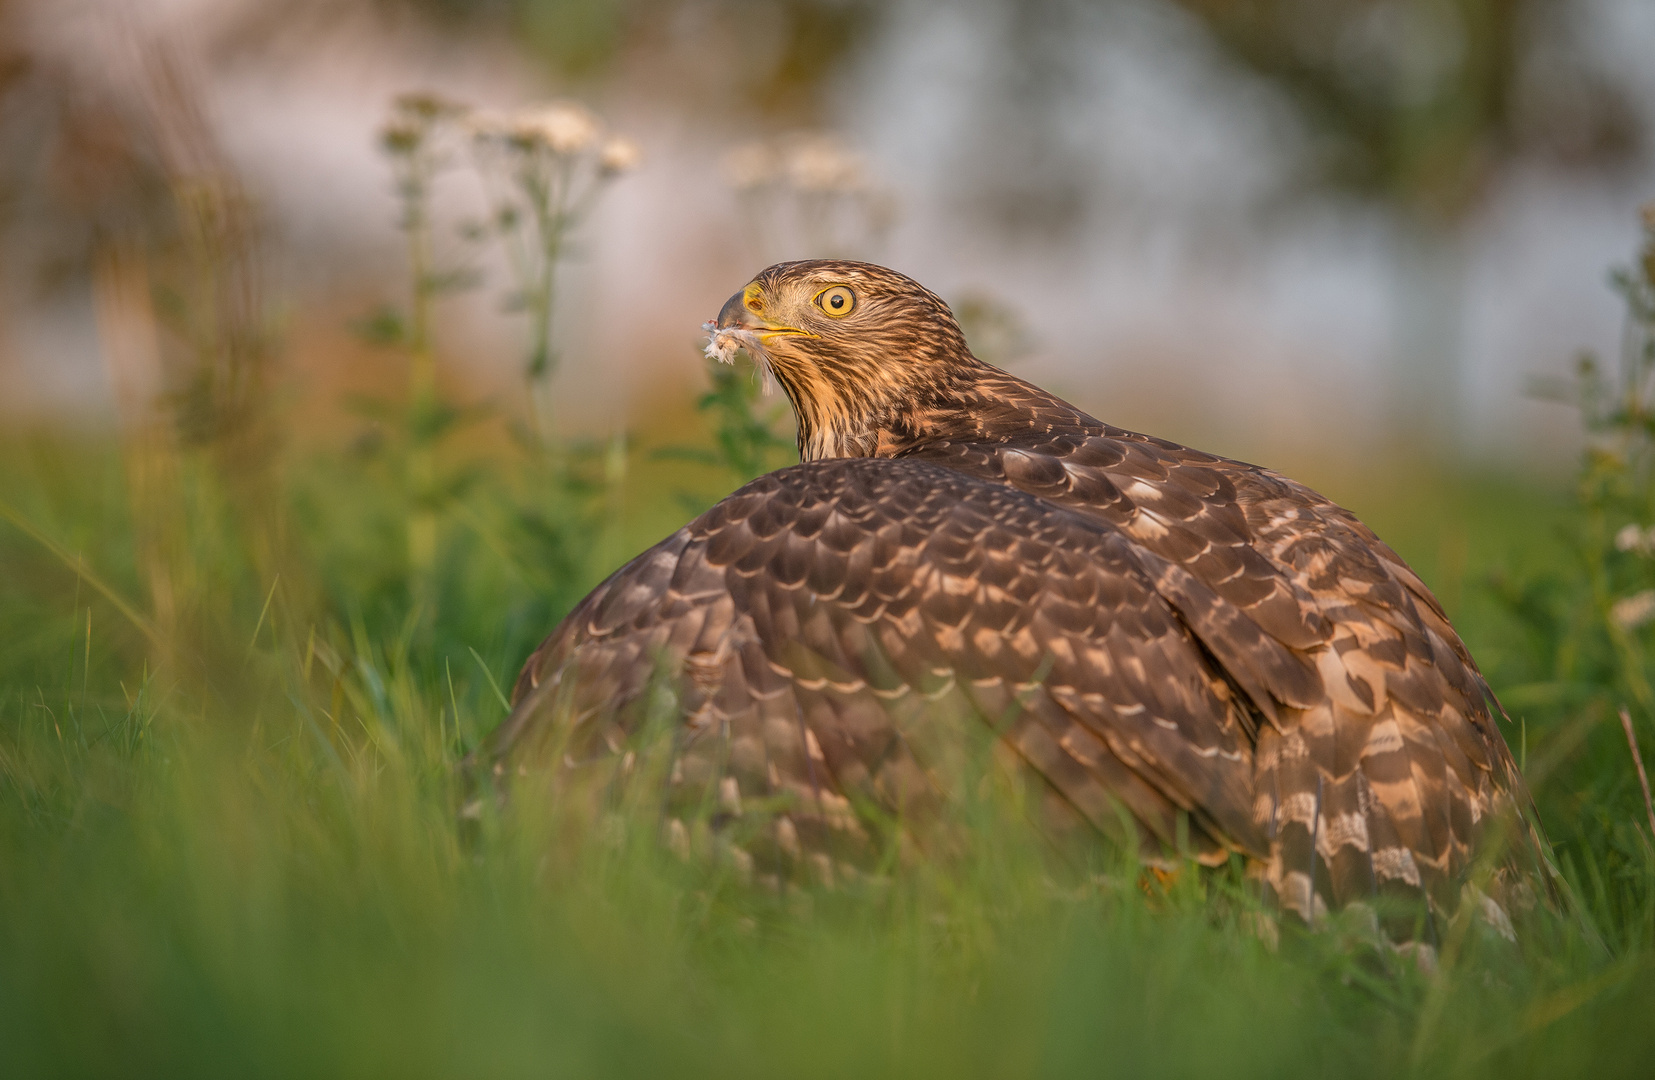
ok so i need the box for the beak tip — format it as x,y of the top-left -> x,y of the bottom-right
716,288 -> 752,331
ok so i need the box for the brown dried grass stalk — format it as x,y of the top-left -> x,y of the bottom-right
1618,707 -> 1655,840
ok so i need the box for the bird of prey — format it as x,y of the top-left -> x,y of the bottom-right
479,259 -> 1548,942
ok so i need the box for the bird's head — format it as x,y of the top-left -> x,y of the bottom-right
707,260 -> 980,461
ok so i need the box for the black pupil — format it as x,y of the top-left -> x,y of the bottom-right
830,293 -> 844,308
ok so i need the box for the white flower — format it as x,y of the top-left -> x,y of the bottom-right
1612,589 -> 1655,631
1618,524 -> 1655,555
599,136 -> 642,174
525,102 -> 598,154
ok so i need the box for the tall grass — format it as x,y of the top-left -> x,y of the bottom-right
2,95 -> 1654,1075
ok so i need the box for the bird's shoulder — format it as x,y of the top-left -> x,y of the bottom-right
900,403 -> 1493,716
905,406 -> 1433,628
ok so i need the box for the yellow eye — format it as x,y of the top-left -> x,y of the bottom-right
815,285 -> 856,317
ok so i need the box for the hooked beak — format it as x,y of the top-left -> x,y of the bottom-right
713,281 -> 814,341
704,283 -> 772,366
716,288 -> 758,331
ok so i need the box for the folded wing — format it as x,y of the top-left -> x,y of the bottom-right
486,457 -> 1267,878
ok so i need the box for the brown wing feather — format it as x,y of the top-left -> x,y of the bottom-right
486,458 -> 1267,879
901,368 -> 1546,929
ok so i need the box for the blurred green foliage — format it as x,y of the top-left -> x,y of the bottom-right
1166,0 -> 1638,223
1476,207 -> 1655,945
3,388 -> 1655,1076
409,0 -> 885,120
653,358 -> 797,511
399,0 -> 1642,228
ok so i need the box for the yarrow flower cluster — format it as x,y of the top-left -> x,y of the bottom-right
465,101 -> 640,176
462,100 -> 641,410
376,91 -> 642,444
1612,589 -> 1655,631
1616,523 -> 1655,556
721,132 -> 867,195
380,92 -> 470,158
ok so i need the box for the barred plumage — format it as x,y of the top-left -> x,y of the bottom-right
478,259 -> 1551,940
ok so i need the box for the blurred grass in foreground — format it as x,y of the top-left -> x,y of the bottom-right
4,423 -> 1655,1078
9,393 -> 1655,1071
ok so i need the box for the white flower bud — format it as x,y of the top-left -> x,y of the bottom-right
1612,589 -> 1655,631
525,102 -> 598,154
1618,524 -> 1655,555
599,136 -> 641,174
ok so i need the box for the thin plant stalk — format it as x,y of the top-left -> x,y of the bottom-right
1620,706 -> 1655,839
383,97 -> 459,593
405,152 -> 438,582
517,152 -> 608,448
467,107 -> 635,455
92,246 -> 181,672
521,152 -> 573,446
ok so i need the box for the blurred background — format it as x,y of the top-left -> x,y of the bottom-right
3,0 -> 1652,476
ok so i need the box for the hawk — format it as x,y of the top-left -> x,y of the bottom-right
479,259 -> 1548,941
